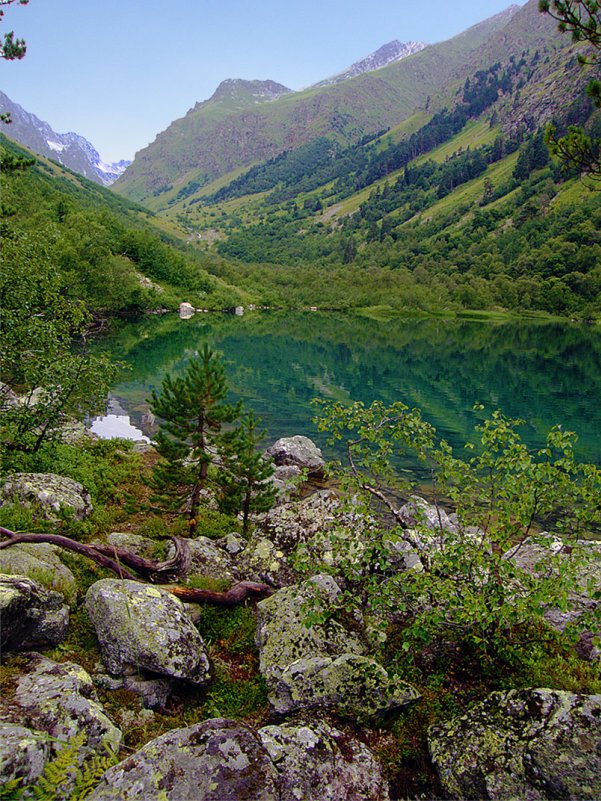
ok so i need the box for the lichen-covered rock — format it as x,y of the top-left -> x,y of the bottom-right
0,473 -> 92,521
166,535 -> 239,584
429,688 -> 601,800
0,723 -> 51,788
106,532 -> 160,560
7,655 -> 122,755
254,574 -> 411,718
269,464 -> 303,504
504,535 -> 601,659
398,495 -> 458,534
259,720 -> 390,801
93,672 -> 173,712
0,544 -> 77,603
88,718 -> 280,801
256,575 -> 365,689
258,490 -> 341,553
273,653 -> 419,720
85,579 -> 211,684
264,435 -> 325,476
0,574 -> 69,652
219,532 -> 247,555
236,537 -> 295,588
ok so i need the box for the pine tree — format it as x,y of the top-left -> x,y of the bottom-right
217,411 -> 277,534
148,344 -> 240,533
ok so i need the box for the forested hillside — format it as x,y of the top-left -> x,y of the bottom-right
146,4 -> 601,320
0,136 -> 246,314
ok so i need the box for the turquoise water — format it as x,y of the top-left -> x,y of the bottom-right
93,311 -> 601,468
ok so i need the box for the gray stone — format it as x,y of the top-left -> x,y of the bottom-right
0,574 -> 69,652
264,435 -> 325,475
258,490 -> 341,553
398,495 -> 458,534
106,532 -> 160,561
259,720 -> 390,801
166,535 -> 238,584
0,722 -> 51,787
236,536 -> 295,588
94,673 -> 173,712
85,579 -> 211,685
8,654 -> 122,755
273,653 -> 420,720
429,688 -> 601,800
504,535 -> 601,659
256,575 -> 365,689
88,718 -> 280,801
0,543 -> 77,604
220,532 -> 247,555
270,464 -> 303,503
0,472 -> 92,521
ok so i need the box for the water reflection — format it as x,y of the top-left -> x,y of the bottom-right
92,312 -> 601,466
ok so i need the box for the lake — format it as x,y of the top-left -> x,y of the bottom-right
91,311 -> 601,472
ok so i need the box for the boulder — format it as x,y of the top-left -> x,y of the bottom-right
0,472 -> 92,521
256,575 -> 365,689
88,718 -> 280,801
0,543 -> 77,603
259,720 -> 390,801
429,688 -> 601,800
269,464 -> 303,504
85,579 -> 211,685
179,301 -> 195,318
166,535 -> 239,584
7,654 -> 122,755
94,673 -> 173,712
106,532 -> 160,561
0,722 -> 51,788
258,490 -> 341,553
236,537 -> 295,588
273,653 -> 420,720
264,435 -> 325,476
0,574 -> 69,652
398,495 -> 458,534
88,717 -> 390,801
504,535 -> 601,659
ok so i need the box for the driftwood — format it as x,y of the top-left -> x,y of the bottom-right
0,527 -> 272,605
166,582 -> 273,605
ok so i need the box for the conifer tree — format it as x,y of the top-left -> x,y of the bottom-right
217,411 -> 277,534
148,344 -> 240,533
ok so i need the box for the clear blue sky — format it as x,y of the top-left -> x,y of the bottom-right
1,0 -> 527,162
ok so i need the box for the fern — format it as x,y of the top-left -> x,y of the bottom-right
70,746 -> 118,801
0,777 -> 24,801
32,733 -> 86,801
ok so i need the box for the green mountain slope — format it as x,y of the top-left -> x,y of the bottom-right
115,3 -> 551,208
156,14 -> 600,321
0,135 -> 246,313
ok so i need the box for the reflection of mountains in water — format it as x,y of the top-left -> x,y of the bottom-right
93,313 -> 601,464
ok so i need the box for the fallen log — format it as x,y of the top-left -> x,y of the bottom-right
166,581 -> 273,605
0,527 -> 137,579
0,527 -> 272,606
93,536 -> 191,583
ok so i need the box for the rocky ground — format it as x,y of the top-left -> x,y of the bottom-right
1,436 -> 600,800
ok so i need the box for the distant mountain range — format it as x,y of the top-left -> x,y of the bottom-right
115,2 -> 547,207
0,91 -> 130,186
313,40 -> 427,88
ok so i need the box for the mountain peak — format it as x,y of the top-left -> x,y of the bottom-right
315,40 -> 427,87
210,79 -> 292,103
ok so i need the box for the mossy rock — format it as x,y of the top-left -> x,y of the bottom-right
0,544 -> 77,604
429,688 -> 601,800
85,579 -> 211,685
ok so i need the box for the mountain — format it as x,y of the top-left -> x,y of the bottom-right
0,91 -> 130,186
114,2 -> 543,208
313,40 -> 427,87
